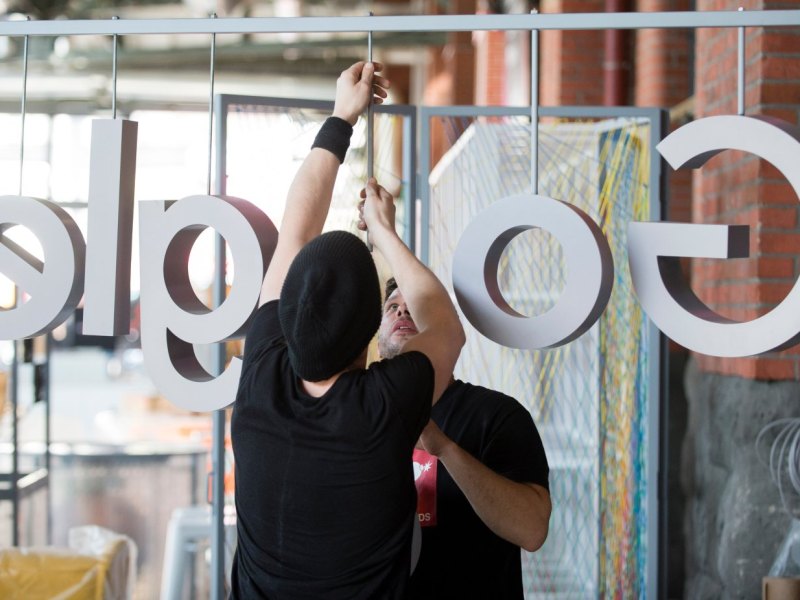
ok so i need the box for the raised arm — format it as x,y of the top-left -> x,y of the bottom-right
418,420 -> 551,551
362,180 -> 466,403
259,61 -> 389,305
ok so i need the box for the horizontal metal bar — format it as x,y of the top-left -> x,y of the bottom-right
220,93 -> 332,112
0,10 -> 798,37
219,93 -> 416,117
0,467 -> 47,489
420,104 -> 664,119
421,105 -> 529,117
17,467 -> 48,493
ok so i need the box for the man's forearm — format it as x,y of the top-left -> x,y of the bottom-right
436,439 -> 551,552
260,61 -> 377,305
370,227 -> 459,336
259,146 -> 344,304
281,149 -> 341,241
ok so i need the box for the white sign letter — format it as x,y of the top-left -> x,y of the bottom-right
139,195 -> 278,411
83,119 -> 138,335
0,196 -> 86,339
452,193 -> 614,349
630,115 -> 800,356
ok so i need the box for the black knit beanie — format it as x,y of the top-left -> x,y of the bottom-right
279,231 -> 381,382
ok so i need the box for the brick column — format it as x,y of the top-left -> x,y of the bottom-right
474,1 -> 532,108
540,0 -> 606,106
423,0 -> 477,165
474,29 -> 508,106
635,0 -> 693,223
694,0 -> 800,380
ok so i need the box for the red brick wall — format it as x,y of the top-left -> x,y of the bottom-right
422,0 -> 800,380
635,0 -> 692,108
693,0 -> 800,380
540,0 -> 606,106
423,0 -> 477,166
634,0 -> 693,360
635,0 -> 693,224
475,29 -> 508,106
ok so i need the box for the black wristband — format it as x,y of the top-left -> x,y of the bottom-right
311,117 -> 354,164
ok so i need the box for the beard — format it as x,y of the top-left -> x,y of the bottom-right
378,334 -> 403,360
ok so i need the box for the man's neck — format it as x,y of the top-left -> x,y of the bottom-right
300,354 -> 368,398
301,373 -> 342,398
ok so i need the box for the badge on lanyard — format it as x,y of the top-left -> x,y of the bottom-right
413,448 -> 437,527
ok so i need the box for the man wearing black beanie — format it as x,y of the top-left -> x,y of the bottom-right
230,62 -> 465,600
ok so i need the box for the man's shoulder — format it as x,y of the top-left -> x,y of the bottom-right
368,351 -> 435,381
446,379 -> 523,410
237,302 -> 292,396
242,300 -> 285,361
434,379 -> 546,484
362,352 -> 435,411
435,380 -> 534,435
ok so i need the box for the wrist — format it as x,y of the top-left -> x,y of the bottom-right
430,438 -> 457,460
311,117 -> 354,163
365,223 -> 398,246
332,110 -> 358,127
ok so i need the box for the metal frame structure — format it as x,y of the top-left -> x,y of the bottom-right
418,105 -> 664,262
419,104 -> 666,599
213,94 -> 417,247
213,93 -> 416,598
0,342 -> 50,547
0,10 -> 798,35
2,7 -> 800,600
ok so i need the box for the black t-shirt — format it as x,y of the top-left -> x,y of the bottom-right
409,380 -> 549,600
230,301 -> 434,599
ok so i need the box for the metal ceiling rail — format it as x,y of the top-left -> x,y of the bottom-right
0,10 -> 799,37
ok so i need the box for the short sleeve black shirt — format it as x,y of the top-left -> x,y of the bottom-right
230,301 -> 434,599
409,380 -> 549,600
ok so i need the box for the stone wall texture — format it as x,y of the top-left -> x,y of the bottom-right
683,359 -> 800,598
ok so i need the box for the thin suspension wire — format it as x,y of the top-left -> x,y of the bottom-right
367,11 -> 374,179
207,12 -> 225,600
207,13 -> 217,196
112,15 -> 119,119
737,7 -> 745,116
11,25 -> 30,547
530,9 -> 539,195
18,29 -> 29,197
366,11 -> 374,250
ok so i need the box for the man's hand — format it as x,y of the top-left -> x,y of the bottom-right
358,178 -> 396,240
259,62 -> 388,305
332,62 -> 390,126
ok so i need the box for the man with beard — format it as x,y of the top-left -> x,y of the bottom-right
377,277 -> 551,599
